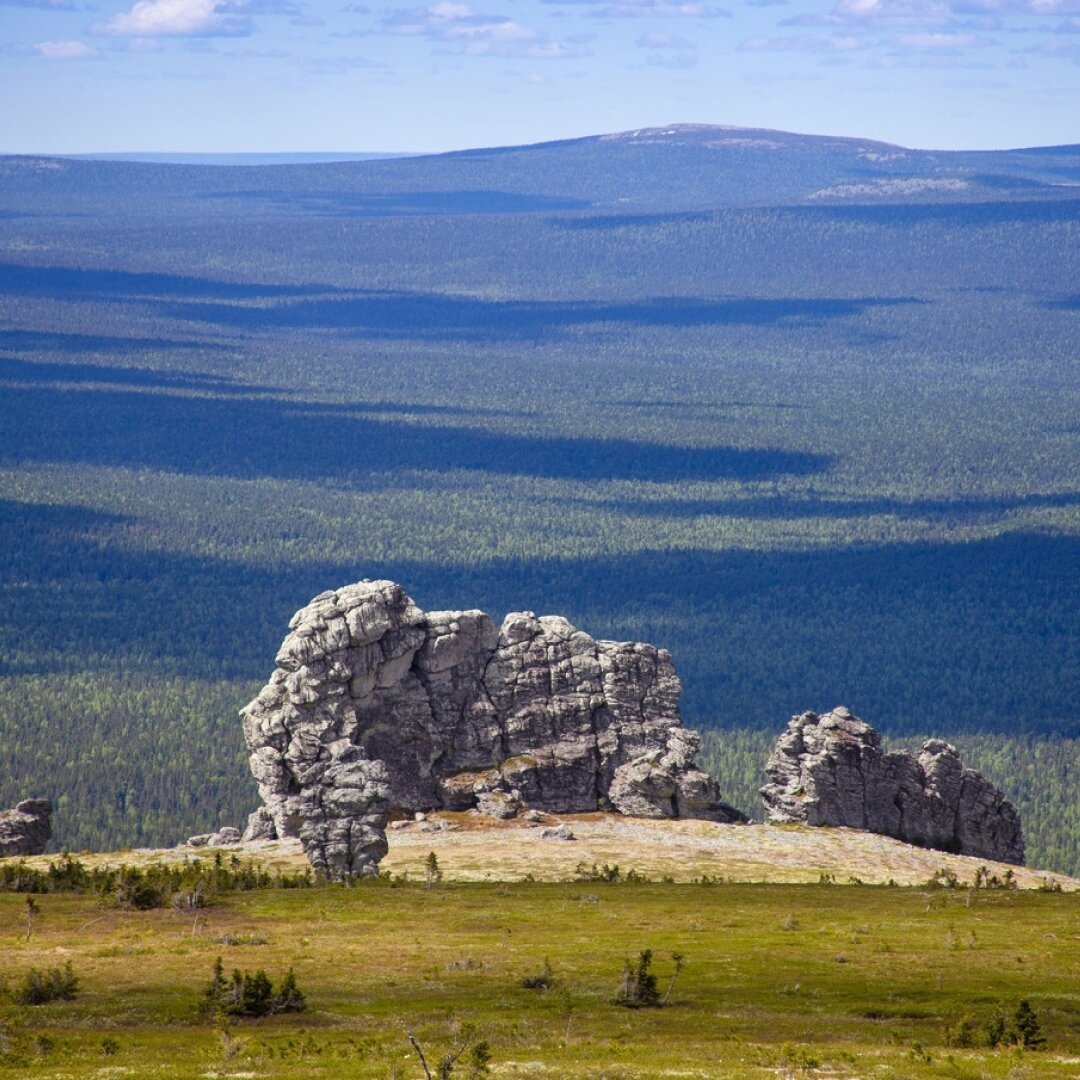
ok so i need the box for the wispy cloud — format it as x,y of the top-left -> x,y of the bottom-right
542,0 -> 729,15
96,0 -> 252,37
32,38 -> 101,57
739,31 -> 862,47
637,29 -> 695,43
892,27 -> 995,43
636,30 -> 697,64
827,0 -> 1080,19
600,0 -> 730,14
0,0 -> 81,8
382,2 -> 588,55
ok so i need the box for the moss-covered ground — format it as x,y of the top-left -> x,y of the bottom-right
2,874 -> 1078,1078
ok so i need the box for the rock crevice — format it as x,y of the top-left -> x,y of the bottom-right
242,580 -> 744,877
761,707 -> 1024,865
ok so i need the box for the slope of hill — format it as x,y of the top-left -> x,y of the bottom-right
3,123 -> 1080,216
0,124 -> 1076,868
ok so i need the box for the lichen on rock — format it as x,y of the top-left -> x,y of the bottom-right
241,580 -> 745,878
761,707 -> 1025,865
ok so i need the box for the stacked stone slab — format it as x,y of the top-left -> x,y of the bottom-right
761,707 -> 1025,865
242,580 -> 745,878
0,799 -> 52,857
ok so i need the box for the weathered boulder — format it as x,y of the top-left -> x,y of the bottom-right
0,799 -> 52,857
241,807 -> 277,843
761,707 -> 1025,865
242,580 -> 745,878
187,826 -> 243,848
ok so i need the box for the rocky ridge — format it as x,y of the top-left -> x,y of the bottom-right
241,580 -> 744,878
761,708 -> 1024,865
0,799 -> 53,857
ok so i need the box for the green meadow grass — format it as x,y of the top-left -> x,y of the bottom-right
2,879 -> 1078,1078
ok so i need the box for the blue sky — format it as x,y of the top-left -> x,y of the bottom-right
3,0 -> 1078,152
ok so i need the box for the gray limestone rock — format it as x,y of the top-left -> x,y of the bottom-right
0,799 -> 52,857
539,824 -> 575,841
242,580 -> 745,879
241,807 -> 277,842
207,826 -> 243,848
761,708 -> 1025,865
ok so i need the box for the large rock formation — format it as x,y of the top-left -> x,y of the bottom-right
242,580 -> 744,877
0,799 -> 53,857
761,708 -> 1025,865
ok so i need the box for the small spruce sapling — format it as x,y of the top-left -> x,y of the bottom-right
615,950 -> 660,1008
1013,1000 -> 1046,1050
425,851 -> 443,889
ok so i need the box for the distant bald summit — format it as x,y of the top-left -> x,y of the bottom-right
5,123 -> 1079,218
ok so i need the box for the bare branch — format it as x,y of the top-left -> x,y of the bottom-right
408,1031 -> 434,1080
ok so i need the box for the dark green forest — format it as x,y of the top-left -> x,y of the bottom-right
0,129 -> 1077,869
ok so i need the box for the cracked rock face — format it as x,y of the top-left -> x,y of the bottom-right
0,799 -> 52,857
242,580 -> 744,878
761,708 -> 1025,865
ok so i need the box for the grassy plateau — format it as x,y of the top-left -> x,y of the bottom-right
2,818 -> 1079,1079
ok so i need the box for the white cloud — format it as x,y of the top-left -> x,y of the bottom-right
636,29 -> 695,44
739,31 -> 862,46
893,27 -> 994,42
597,0 -> 730,14
1029,0 -> 1080,12
541,0 -> 728,14
97,0 -> 252,37
32,38 -> 100,57
382,2 -> 588,54
828,0 -> 1080,19
1,0 -> 79,8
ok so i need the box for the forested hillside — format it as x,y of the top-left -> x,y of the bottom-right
0,126 -> 1076,868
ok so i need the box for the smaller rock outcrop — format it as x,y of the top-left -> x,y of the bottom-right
761,708 -> 1025,865
0,799 -> 52,857
186,826 -> 243,848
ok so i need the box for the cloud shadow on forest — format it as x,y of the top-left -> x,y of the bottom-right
157,291 -> 926,342
576,491 -> 1080,521
205,189 -> 594,217
1,499 -> 1077,739
0,383 -> 831,485
0,263 -> 336,302
1043,295 -> 1080,312
0,356 -> 261,395
0,330 -> 232,356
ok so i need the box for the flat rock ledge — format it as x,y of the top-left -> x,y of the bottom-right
242,580 -> 745,879
761,707 -> 1025,865
0,799 -> 53,857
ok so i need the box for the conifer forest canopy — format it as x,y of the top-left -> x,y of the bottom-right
0,130 -> 1077,870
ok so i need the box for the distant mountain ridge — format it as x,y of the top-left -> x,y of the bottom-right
3,123 -> 1079,218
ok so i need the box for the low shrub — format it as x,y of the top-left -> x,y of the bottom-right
201,957 -> 306,1018
12,963 -> 79,1005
